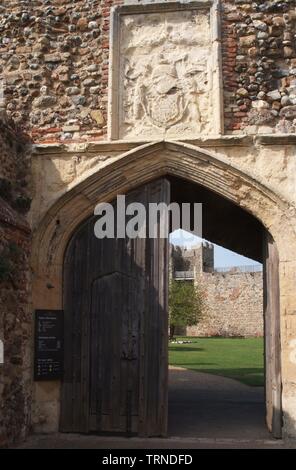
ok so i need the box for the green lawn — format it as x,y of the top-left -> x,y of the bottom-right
169,337 -> 264,387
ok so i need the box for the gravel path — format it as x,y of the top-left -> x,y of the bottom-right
168,366 -> 267,439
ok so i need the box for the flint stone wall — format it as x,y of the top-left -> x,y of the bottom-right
1,0 -> 296,142
0,113 -> 31,448
188,270 -> 264,337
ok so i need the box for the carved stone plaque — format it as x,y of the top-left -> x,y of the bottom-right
109,2 -> 222,140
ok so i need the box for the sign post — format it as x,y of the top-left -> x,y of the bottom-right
34,310 -> 63,381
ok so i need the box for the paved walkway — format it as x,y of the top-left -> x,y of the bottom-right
15,368 -> 295,449
168,367 -> 268,439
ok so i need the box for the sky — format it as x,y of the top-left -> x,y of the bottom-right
169,229 -> 261,268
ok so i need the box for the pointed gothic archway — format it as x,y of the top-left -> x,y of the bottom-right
32,141 -> 295,437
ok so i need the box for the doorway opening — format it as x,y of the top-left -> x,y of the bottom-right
167,175 -> 281,439
60,175 -> 281,439
168,232 -> 266,438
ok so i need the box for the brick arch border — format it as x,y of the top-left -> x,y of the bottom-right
31,140 -> 296,436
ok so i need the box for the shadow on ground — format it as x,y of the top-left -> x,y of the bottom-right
169,346 -> 204,352
168,367 -> 268,439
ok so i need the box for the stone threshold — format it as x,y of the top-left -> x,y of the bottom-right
14,432 -> 295,449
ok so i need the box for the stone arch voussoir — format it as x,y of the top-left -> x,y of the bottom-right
31,140 -> 296,309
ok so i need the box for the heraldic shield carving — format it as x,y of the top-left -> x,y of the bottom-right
134,56 -> 188,130
109,3 -> 222,140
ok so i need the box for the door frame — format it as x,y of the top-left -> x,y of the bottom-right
32,140 -> 292,436
59,190 -> 283,438
263,231 -> 282,438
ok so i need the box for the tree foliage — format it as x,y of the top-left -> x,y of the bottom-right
169,280 -> 204,339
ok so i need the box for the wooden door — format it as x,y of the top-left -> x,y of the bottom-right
263,231 -> 282,438
60,178 -> 170,436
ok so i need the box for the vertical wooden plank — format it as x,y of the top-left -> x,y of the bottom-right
138,178 -> 170,437
60,235 -> 75,432
263,230 -> 282,438
60,219 -> 90,432
80,222 -> 91,433
158,180 -> 169,436
138,185 -> 148,435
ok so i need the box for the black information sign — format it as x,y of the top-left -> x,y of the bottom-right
34,310 -> 63,381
